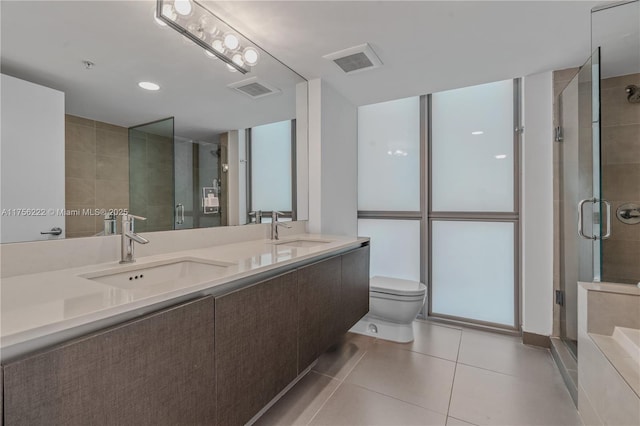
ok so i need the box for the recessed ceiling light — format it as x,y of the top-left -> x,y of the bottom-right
472,131 -> 484,135
495,154 -> 507,159
138,81 -> 160,91
224,33 -> 239,50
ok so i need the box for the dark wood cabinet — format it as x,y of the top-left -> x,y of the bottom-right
3,296 -> 216,426
215,271 -> 298,426
341,245 -> 370,333
297,255 -> 343,372
2,245 -> 370,426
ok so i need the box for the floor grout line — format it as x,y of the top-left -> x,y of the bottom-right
347,381 -> 450,417
445,328 -> 464,421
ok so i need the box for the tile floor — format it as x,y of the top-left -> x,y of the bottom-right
255,320 -> 582,426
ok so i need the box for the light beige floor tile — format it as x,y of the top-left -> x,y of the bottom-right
375,321 -> 462,361
458,329 -> 559,383
313,332 -> 375,381
446,417 -> 477,426
345,344 -> 455,414
255,371 -> 340,426
309,382 -> 446,426
449,364 -> 581,426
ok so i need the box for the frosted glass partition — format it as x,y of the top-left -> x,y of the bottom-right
358,219 -> 420,281
358,97 -> 420,211
431,220 -> 515,326
431,80 -> 514,212
251,120 -> 292,212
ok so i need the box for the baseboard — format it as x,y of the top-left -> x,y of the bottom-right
522,331 -> 551,348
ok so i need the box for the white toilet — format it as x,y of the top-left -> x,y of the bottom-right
350,276 -> 427,343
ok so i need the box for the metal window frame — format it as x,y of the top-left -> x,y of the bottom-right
426,79 -> 522,332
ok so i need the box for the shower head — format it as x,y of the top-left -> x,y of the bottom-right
626,85 -> 640,103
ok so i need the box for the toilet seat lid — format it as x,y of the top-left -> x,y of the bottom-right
370,276 -> 426,296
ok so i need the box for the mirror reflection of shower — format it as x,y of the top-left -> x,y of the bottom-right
174,135 -> 225,230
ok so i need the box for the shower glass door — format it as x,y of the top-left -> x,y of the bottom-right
558,49 -> 601,357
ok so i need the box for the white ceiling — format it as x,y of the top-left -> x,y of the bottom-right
0,0 -> 304,141
209,0 -> 605,106
2,0 -> 614,139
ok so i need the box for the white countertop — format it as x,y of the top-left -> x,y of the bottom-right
1,234 -> 368,359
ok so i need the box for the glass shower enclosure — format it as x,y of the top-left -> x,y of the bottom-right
558,50 -> 601,356
558,0 -> 640,358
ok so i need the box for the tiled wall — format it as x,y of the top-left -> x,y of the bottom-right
600,73 -> 640,284
129,129 -> 174,233
65,115 -> 129,238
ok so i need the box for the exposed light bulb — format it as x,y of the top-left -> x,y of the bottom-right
138,81 -> 160,91
232,53 -> 244,67
243,47 -> 259,66
211,39 -> 225,53
174,0 -> 192,16
162,4 -> 177,21
223,33 -> 239,50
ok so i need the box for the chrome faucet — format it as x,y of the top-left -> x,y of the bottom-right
249,210 -> 263,224
120,214 -> 149,264
271,211 -> 292,240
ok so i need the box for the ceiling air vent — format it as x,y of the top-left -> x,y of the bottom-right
228,77 -> 281,99
323,43 -> 383,74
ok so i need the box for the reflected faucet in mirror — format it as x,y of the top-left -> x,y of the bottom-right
271,211 -> 292,241
120,214 -> 149,264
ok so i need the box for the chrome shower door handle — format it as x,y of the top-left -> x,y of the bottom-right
176,203 -> 185,225
601,200 -> 611,240
578,198 -> 597,240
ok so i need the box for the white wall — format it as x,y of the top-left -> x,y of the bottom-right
1,74 -> 65,243
522,71 -> 554,336
307,79 -> 358,236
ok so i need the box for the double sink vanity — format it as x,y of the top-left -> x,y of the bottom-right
0,231 -> 370,425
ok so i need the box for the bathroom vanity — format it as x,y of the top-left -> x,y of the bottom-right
0,235 -> 370,426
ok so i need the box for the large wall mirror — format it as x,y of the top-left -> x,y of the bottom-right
0,0 -> 308,243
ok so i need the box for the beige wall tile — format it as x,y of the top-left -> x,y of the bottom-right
601,124 -> 640,165
602,164 -> 640,201
66,123 -> 96,153
96,155 -> 129,182
66,177 -> 95,205
64,205 -> 98,235
95,179 -> 129,209
600,73 -> 640,91
65,115 -> 95,128
602,239 -> 640,283
65,150 -> 96,179
96,128 -> 128,157
95,120 -> 127,135
601,85 -> 640,127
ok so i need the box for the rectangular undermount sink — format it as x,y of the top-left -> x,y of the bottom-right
274,239 -> 331,248
81,257 -> 234,290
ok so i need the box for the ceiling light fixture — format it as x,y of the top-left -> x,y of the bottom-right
138,81 -> 160,91
156,0 -> 259,74
495,154 -> 507,159
471,131 -> 484,135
